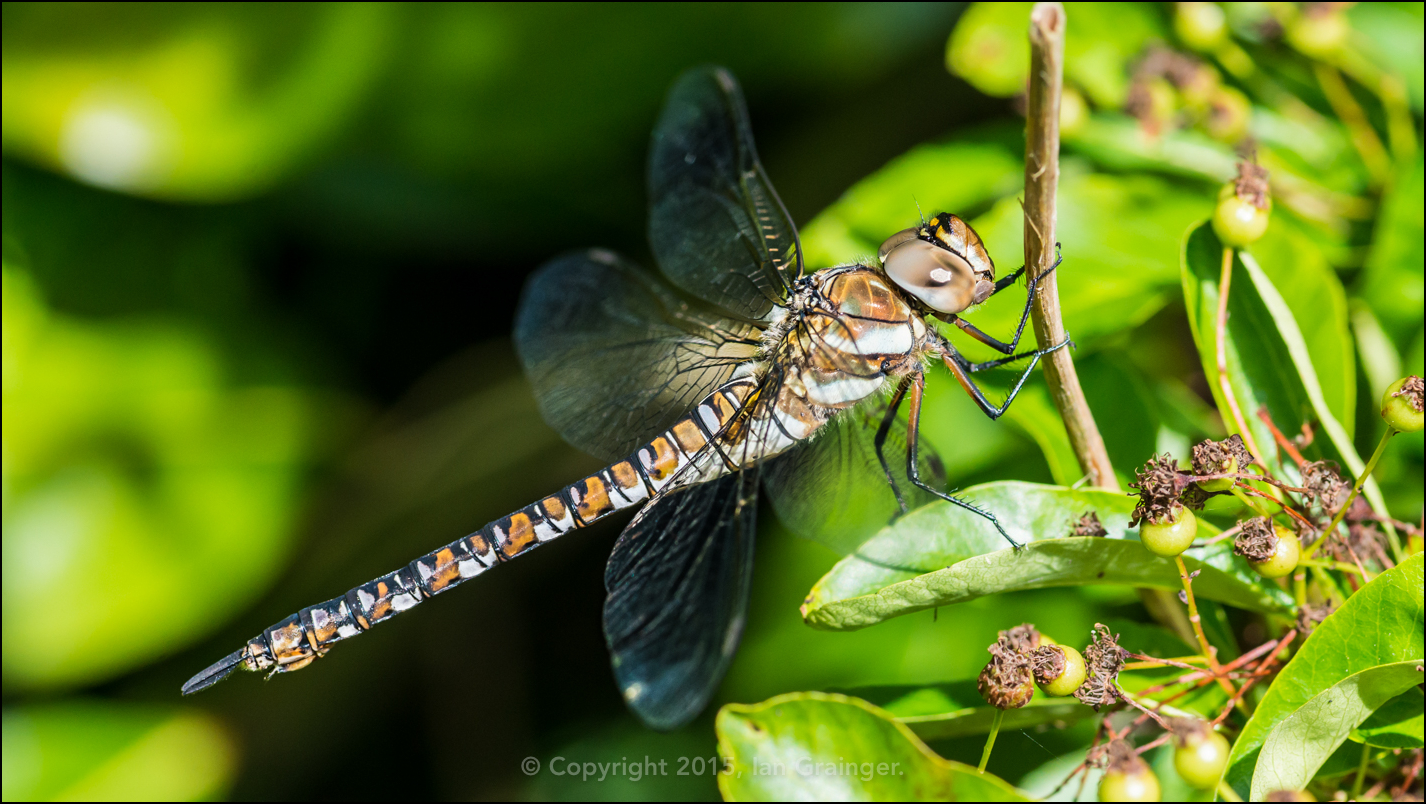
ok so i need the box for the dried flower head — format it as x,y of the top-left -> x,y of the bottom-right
1030,644 -> 1066,686
1192,436 -> 1236,477
1104,739 -> 1148,775
1073,624 -> 1124,710
978,639 -> 1034,710
1234,516 -> 1279,562
1392,374 -> 1424,412
1234,159 -> 1271,210
1001,623 -> 1043,654
1167,716 -> 1212,747
1130,454 -> 1191,526
1072,511 -> 1108,537
1301,460 -> 1350,513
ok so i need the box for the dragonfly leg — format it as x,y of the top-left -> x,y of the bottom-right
903,371 -> 1022,550
873,376 -> 912,517
939,334 -> 1073,420
948,244 -> 1063,355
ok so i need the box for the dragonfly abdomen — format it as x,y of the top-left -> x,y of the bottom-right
182,377 -> 801,694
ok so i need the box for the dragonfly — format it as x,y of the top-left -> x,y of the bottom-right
182,66 -> 1070,730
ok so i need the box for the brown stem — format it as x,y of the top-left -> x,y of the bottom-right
1024,4 -> 1197,646
1024,3 -> 1116,492
1257,406 -> 1307,469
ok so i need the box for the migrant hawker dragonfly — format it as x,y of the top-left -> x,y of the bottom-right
183,66 -> 1070,729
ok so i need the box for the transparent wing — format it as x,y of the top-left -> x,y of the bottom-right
603,468 -> 758,731
648,66 -> 802,322
515,249 -> 763,462
762,396 -> 948,556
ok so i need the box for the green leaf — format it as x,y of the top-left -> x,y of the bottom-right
716,692 -> 1026,801
1226,553 -> 1425,798
1250,661 -> 1423,799
0,4 -> 393,200
802,482 -> 1293,631
1351,685 -> 1425,749
1180,221 -> 1387,513
800,127 -> 1025,268
1,262 -> 323,689
1,702 -> 234,801
848,682 -> 1093,741
1347,2 -> 1425,112
1359,151 -> 1425,348
1251,217 -> 1356,435
945,3 -> 1033,98
947,3 -> 1165,108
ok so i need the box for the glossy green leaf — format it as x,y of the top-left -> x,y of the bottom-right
1351,685 -> 1425,749
716,692 -> 1026,801
1,702 -> 234,801
1251,216 -> 1356,434
1226,553 -> 1425,798
850,681 -> 1093,741
1251,661 -> 1423,799
802,482 -> 1293,631
1180,221 -> 1386,512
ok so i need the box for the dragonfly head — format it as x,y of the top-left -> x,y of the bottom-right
877,213 -> 996,315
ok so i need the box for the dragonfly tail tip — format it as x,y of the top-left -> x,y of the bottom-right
181,648 -> 247,695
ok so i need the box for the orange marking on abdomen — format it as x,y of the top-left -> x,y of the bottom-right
642,436 -> 682,481
670,417 -> 708,454
569,474 -> 615,523
497,512 -> 538,559
424,547 -> 462,593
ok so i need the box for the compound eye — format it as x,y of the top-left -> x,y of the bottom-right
882,239 -> 977,314
877,227 -> 921,265
973,279 -> 995,305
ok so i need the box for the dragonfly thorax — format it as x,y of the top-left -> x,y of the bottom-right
774,265 -> 928,411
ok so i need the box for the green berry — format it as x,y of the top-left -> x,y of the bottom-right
1286,11 -> 1349,60
1140,508 -> 1198,557
1099,765 -> 1162,802
1197,454 -> 1237,492
1060,86 -> 1088,136
1204,87 -> 1251,143
1036,645 -> 1087,697
1175,2 -> 1228,52
1250,525 -> 1300,579
1212,190 -> 1269,247
1173,727 -> 1231,790
1380,376 -> 1424,433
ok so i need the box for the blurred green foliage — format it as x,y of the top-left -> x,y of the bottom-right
1,2 -> 1421,801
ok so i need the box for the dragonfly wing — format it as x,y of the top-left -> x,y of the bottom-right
763,397 -> 948,556
648,66 -> 801,322
516,249 -> 764,461
603,468 -> 758,730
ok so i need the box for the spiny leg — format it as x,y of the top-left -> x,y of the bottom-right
903,371 -> 1021,550
939,334 -> 1072,420
949,244 -> 1063,355
873,375 -> 913,517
